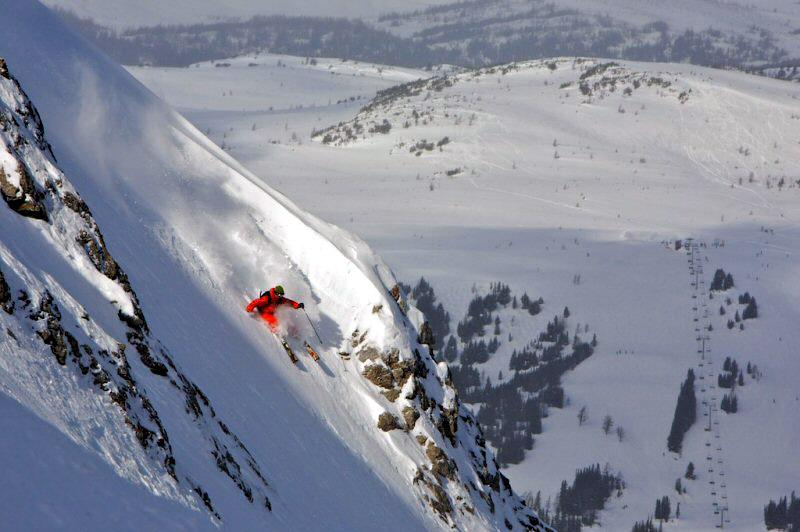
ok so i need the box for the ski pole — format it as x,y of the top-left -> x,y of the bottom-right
304,309 -> 323,344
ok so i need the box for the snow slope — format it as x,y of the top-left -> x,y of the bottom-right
0,2 -> 546,530
129,52 -> 800,530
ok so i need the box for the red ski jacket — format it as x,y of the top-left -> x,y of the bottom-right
246,288 -> 301,324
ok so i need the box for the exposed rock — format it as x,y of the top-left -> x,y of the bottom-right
403,406 -> 420,431
389,284 -> 407,315
0,268 -> 13,314
356,344 -> 380,362
426,441 -> 457,480
416,434 -> 428,446
437,407 -> 459,447
362,363 -> 394,389
413,467 -> 453,521
418,320 -> 436,346
391,359 -> 415,386
377,412 -> 401,432
381,388 -> 401,402
0,163 -> 48,221
0,58 -> 9,79
62,191 -> 91,218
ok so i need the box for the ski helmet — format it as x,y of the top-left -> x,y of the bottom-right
274,285 -> 285,295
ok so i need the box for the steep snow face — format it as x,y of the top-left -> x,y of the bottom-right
0,56 -> 273,529
0,2 -> 546,530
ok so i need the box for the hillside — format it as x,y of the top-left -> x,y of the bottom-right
0,2 -> 547,530
129,52 -> 800,530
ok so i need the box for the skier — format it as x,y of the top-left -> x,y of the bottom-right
246,285 -> 318,364
246,285 -> 304,331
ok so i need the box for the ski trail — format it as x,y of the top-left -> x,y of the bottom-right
678,84 -> 778,214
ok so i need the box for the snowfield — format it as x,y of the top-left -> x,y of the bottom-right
0,1 -> 546,531
127,47 -> 800,530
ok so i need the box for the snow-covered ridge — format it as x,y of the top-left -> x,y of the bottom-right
0,56 -> 271,521
0,2 -> 549,529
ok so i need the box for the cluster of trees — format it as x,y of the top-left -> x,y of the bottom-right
741,293 -> 759,320
724,291 -> 758,328
667,369 -> 697,453
631,518 -> 658,532
548,464 -> 624,530
475,384 -> 541,465
456,282 -> 520,342
654,495 -> 672,521
56,3 -> 790,72
764,492 -> 800,530
409,277 -> 450,346
718,356 -> 744,389
469,335 -> 594,466
520,292 -> 543,315
460,313 -> 594,464
509,343 -> 539,371
710,268 -> 735,291
460,339 -> 490,365
54,8 -> 438,68
412,279 -> 594,466
539,314 -> 569,344
720,392 -> 738,414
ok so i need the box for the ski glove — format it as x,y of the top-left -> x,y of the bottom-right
298,302 -> 305,309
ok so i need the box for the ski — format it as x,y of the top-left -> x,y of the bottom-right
304,341 -> 320,362
274,334 -> 298,364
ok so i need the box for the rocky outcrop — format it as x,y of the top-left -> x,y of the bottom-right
0,162 -> 47,221
377,412 -> 401,432
351,325 -> 550,530
0,269 -> 12,314
0,58 -> 272,520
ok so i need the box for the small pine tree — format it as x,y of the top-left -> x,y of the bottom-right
602,415 -> 614,434
685,462 -> 695,480
578,406 -> 588,426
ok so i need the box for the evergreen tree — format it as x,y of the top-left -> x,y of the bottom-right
667,369 -> 697,453
443,335 -> 458,363
578,406 -> 588,426
685,462 -> 696,480
602,415 -> 614,434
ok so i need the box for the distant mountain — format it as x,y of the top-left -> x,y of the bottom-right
41,0 -> 452,29
47,0 -> 800,75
